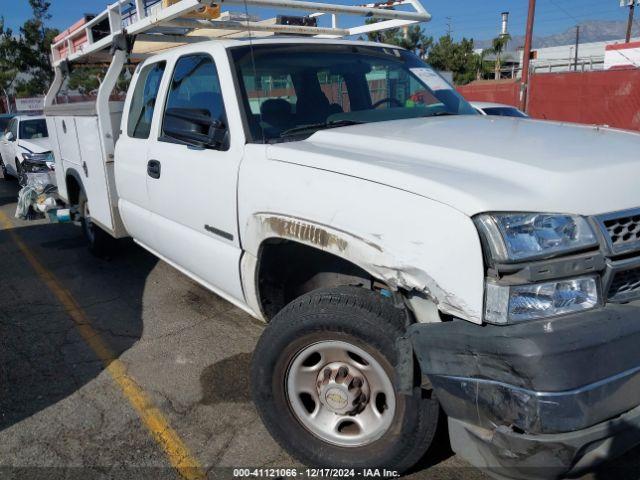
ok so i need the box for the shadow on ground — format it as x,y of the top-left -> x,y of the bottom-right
199,352 -> 252,405
0,215 -> 158,431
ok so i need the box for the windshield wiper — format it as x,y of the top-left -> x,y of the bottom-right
279,119 -> 363,138
423,111 -> 456,118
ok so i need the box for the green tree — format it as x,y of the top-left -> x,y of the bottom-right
68,67 -> 103,96
0,18 -> 20,111
365,20 -> 433,58
12,0 -> 59,97
426,35 -> 479,85
483,34 -> 511,80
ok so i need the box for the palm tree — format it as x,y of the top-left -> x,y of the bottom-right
484,34 -> 511,80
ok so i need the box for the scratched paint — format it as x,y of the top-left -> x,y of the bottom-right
262,216 -> 349,252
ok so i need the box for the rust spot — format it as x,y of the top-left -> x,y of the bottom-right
263,217 -> 349,252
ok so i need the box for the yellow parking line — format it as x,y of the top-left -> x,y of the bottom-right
0,211 -> 205,480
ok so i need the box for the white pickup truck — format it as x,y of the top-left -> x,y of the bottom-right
44,6 -> 640,479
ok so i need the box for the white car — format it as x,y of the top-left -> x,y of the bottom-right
0,115 -> 55,181
471,101 -> 529,118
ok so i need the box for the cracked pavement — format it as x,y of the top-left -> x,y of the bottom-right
0,178 -> 637,480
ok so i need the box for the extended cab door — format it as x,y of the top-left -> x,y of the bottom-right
143,52 -> 245,303
116,60 -> 167,245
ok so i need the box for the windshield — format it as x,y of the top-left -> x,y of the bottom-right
230,44 -> 477,143
19,119 -> 48,140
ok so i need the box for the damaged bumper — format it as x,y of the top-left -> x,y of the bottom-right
409,303 -> 640,479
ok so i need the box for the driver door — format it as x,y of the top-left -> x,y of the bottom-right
144,52 -> 245,304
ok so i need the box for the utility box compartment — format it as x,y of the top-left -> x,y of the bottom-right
45,101 -> 128,238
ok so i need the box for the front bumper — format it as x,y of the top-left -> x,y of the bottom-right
409,303 -> 640,479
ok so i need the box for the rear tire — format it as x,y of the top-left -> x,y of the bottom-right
251,286 -> 439,474
78,189 -> 115,257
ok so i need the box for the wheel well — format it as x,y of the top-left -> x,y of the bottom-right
257,239 -> 378,320
66,174 -> 81,206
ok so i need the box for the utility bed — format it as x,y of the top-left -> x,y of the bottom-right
45,101 -> 128,237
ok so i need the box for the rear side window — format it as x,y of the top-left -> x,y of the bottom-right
127,61 -> 166,139
162,54 -> 227,136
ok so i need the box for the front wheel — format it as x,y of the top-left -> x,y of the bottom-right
78,189 -> 115,257
251,286 -> 439,473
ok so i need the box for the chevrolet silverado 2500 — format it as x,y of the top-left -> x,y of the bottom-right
43,3 -> 640,477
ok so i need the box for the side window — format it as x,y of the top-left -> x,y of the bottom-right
162,54 -> 227,145
127,61 -> 166,139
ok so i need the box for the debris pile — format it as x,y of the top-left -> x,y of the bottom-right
15,172 -> 59,220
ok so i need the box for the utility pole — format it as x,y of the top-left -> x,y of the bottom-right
520,0 -> 536,112
446,17 -> 452,37
574,26 -> 580,71
625,1 -> 635,43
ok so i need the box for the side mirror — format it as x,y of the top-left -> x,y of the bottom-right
5,131 -> 14,142
163,108 -> 227,149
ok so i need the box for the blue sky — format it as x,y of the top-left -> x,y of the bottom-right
1,0 -> 635,42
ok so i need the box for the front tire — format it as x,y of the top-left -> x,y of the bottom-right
251,286 -> 439,473
78,189 -> 115,257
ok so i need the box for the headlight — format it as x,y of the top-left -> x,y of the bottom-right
22,152 -> 55,172
476,213 -> 598,262
485,275 -> 600,324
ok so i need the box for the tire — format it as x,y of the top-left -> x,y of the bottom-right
0,156 -> 9,180
78,189 -> 115,257
251,286 -> 439,474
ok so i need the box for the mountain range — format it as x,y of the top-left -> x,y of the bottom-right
474,20 -> 640,50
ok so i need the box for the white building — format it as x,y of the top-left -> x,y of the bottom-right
526,37 -> 640,73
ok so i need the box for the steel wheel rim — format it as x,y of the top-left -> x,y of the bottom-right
286,340 -> 396,447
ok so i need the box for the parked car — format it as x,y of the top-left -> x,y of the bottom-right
0,115 -> 55,181
471,101 -> 529,118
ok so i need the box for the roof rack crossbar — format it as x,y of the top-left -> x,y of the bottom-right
51,0 -> 431,66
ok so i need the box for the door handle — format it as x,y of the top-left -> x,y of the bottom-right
147,159 -> 161,179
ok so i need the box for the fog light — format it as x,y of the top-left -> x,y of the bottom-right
485,276 -> 599,324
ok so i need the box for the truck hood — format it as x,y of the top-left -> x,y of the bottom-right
267,116 -> 640,217
19,138 -> 51,154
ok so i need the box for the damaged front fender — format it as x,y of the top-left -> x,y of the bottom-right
243,212 -> 483,322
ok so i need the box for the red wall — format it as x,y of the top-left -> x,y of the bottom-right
457,80 -> 520,106
528,69 -> 640,131
457,68 -> 640,132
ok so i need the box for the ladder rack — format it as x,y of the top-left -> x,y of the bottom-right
50,0 -> 431,66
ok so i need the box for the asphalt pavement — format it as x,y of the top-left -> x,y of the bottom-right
0,175 -> 637,480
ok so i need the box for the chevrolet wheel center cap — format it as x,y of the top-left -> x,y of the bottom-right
325,387 -> 348,410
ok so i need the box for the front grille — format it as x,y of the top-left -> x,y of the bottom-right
608,267 -> 640,302
598,209 -> 640,254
